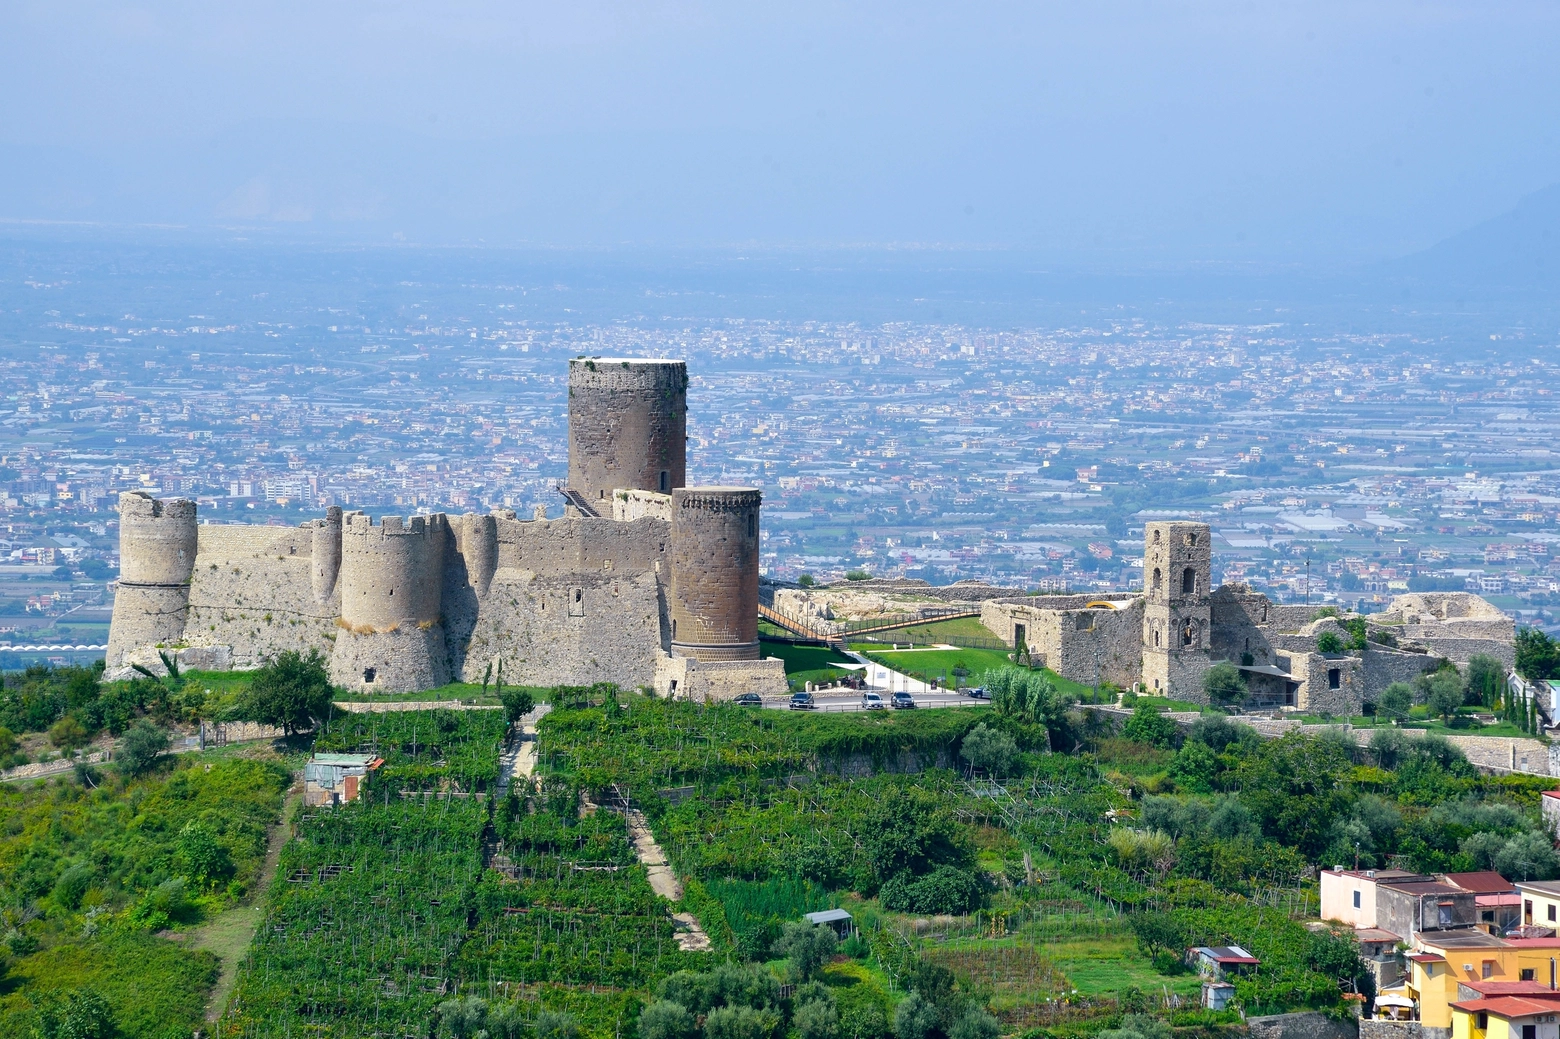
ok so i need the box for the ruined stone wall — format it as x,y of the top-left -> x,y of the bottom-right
1289,651 -> 1365,715
567,358 -> 687,507
1410,636 -> 1515,668
1360,649 -> 1443,699
653,652 -> 788,701
980,599 -> 1143,687
612,489 -> 673,523
669,487 -> 761,661
1210,587 -> 1283,666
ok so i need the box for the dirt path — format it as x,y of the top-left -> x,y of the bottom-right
497,704 -> 549,796
193,782 -> 301,1023
620,806 -> 710,951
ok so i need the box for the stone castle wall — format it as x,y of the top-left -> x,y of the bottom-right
653,652 -> 787,701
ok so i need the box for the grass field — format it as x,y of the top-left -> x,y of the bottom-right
759,638 -> 857,687
858,616 -> 1001,644
860,648 -> 1095,700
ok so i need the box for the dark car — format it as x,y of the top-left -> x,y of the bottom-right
891,691 -> 917,709
734,692 -> 763,706
965,686 -> 989,700
789,691 -> 816,710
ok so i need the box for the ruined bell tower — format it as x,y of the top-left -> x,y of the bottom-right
1141,521 -> 1212,700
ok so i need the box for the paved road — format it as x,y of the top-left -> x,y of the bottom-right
762,691 -> 990,713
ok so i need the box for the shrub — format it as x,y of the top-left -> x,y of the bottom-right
772,921 -> 838,982
705,1006 -> 781,1039
1316,631 -> 1345,655
797,574 -> 815,588
177,820 -> 232,889
1465,654 -> 1505,707
34,987 -> 117,1039
1099,1015 -> 1172,1039
641,1001 -> 698,1039
1203,661 -> 1247,708
878,865 -> 982,915
1377,683 -> 1413,723
892,993 -> 939,1039
48,715 -> 91,751
52,864 -> 94,910
499,687 -> 535,726
947,1008 -> 1000,1039
115,719 -> 169,777
958,724 -> 1018,777
1122,704 -> 1180,749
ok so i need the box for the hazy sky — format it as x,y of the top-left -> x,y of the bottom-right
3,1 -> 1557,264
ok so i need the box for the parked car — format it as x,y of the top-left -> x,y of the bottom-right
891,691 -> 917,709
734,692 -> 763,706
789,691 -> 816,710
965,686 -> 989,700
861,692 -> 886,710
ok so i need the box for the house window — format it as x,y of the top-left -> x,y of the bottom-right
659,470 -> 669,492
1523,1025 -> 1535,1039
1182,568 -> 1197,594
363,667 -> 376,683
1476,1012 -> 1487,1031
1549,904 -> 1556,923
1328,668 -> 1341,689
1353,891 -> 1361,909
1527,899 -> 1534,923
1483,960 -> 1495,979
1438,904 -> 1453,928
1522,968 -> 1537,981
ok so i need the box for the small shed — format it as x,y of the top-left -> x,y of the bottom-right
1202,981 -> 1235,1010
1188,945 -> 1260,980
804,908 -> 855,938
305,753 -> 382,807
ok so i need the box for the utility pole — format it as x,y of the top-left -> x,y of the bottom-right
1305,559 -> 1311,605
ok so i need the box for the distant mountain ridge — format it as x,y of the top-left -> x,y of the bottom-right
1394,181 -> 1560,293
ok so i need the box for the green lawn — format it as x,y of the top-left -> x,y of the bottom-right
1130,695 -> 1205,713
859,616 -> 1002,644
860,648 -> 1093,700
759,638 -> 858,688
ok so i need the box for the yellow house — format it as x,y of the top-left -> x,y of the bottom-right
1398,935 -> 1560,1029
1449,995 -> 1560,1039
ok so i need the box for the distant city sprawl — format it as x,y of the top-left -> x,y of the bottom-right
1,261 -> 1558,666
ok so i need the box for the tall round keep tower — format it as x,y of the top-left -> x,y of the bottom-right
567,358 -> 687,507
107,491 -> 198,666
669,487 -> 761,661
329,512 -> 452,692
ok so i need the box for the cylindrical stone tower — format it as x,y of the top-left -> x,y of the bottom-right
310,506 -> 343,603
107,491 -> 198,667
669,487 -> 761,661
329,512 -> 452,692
567,358 -> 687,507
461,512 -> 498,598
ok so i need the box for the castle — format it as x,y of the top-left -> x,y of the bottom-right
105,358 -> 788,699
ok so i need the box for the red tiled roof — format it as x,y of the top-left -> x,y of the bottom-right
1451,995 -> 1560,1019
1460,982 -> 1560,997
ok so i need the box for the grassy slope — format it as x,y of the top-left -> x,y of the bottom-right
759,638 -> 857,687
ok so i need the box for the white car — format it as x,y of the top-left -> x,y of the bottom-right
861,692 -> 886,710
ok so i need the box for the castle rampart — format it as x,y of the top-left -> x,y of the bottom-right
567,358 -> 687,507
669,487 -> 761,662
